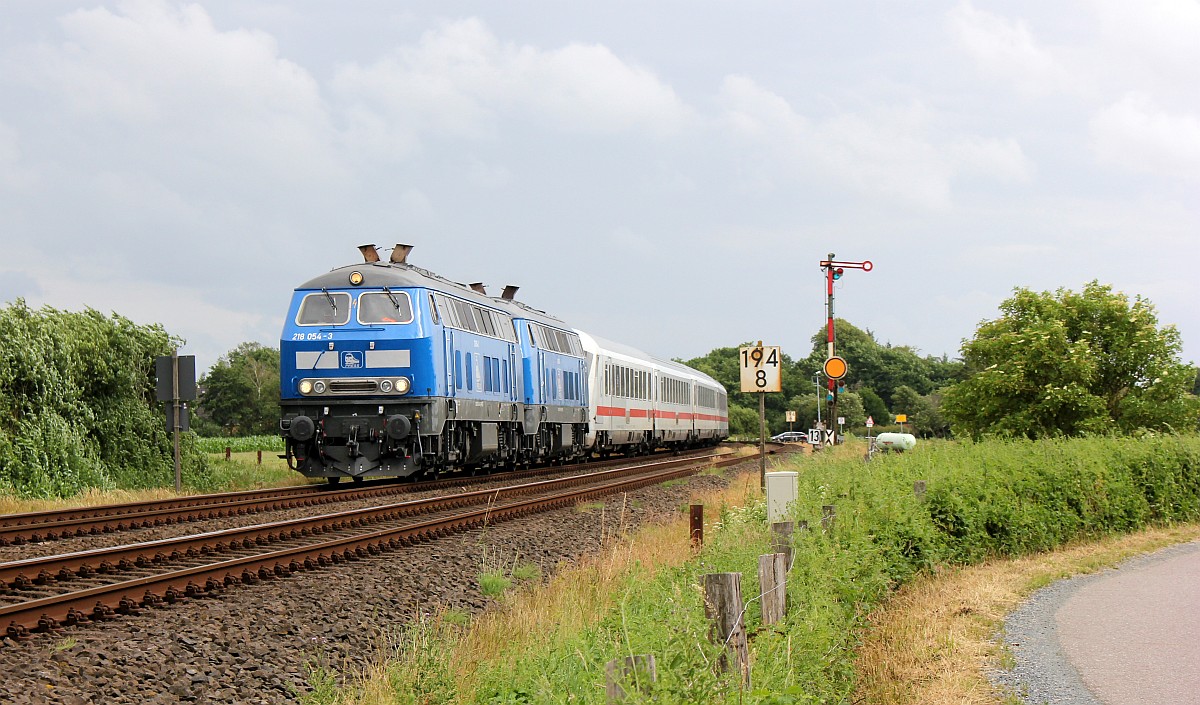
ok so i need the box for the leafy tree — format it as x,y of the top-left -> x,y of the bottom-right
727,405 -> 760,436
942,282 -> 1200,438
196,343 -> 281,436
834,391 -> 866,428
0,300 -> 208,498
891,384 -> 948,438
801,320 -> 961,407
858,387 -> 889,426
785,394 -> 821,431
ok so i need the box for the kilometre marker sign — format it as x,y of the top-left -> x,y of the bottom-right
739,345 -> 782,393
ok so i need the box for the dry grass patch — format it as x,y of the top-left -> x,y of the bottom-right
0,487 -> 184,516
854,523 -> 1200,705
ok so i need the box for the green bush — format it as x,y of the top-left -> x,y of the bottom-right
0,301 -> 209,498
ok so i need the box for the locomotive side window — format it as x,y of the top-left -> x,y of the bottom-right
297,291 -> 352,326
428,294 -> 440,325
358,292 -> 414,324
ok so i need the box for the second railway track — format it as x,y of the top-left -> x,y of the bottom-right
1,448 -> 761,642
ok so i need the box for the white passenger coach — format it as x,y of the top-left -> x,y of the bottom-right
577,330 -> 729,456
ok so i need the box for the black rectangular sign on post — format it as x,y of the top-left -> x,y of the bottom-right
155,352 -> 196,494
165,404 -> 190,433
155,355 -> 197,402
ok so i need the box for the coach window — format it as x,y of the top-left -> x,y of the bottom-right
297,291 -> 351,326
358,292 -> 414,324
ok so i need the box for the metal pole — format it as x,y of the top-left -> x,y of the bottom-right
813,375 -> 822,425
172,349 -> 181,493
758,391 -> 766,490
826,255 -> 838,444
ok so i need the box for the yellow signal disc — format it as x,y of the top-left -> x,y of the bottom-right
823,356 -> 848,380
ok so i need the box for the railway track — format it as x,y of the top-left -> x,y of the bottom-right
1,448 -> 759,641
0,447 -> 728,546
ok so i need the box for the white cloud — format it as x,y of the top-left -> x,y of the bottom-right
467,159 -> 512,189
950,136 -> 1035,183
4,0 -> 344,189
332,17 -> 692,156
0,121 -> 38,191
947,2 -> 1071,95
717,76 -> 1032,209
1094,0 -> 1200,80
1090,93 -> 1200,181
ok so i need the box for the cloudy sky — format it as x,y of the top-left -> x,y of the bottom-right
2,1 -> 1197,377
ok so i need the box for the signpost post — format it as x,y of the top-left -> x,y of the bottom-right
740,342 -> 781,490
156,351 -> 197,493
866,415 -> 875,459
786,410 -> 796,432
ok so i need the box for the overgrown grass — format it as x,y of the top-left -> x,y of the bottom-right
204,451 -> 305,490
316,434 -> 1200,704
478,571 -> 513,597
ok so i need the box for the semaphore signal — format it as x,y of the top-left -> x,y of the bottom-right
818,254 -> 872,445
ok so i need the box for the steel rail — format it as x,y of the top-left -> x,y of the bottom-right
1,451 -> 750,640
0,448 -> 723,545
0,451 -> 724,592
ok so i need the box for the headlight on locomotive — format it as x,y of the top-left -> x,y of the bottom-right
313,380 -> 327,394
395,377 -> 411,394
380,379 -> 393,393
299,379 -> 313,395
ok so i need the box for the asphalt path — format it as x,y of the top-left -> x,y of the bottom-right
995,540 -> 1200,704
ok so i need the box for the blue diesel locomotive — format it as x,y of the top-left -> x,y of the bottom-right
279,244 -> 726,483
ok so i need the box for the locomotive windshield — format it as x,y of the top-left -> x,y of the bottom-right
297,291 -> 351,326
358,291 -> 414,324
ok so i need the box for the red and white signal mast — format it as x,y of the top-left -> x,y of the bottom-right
819,253 -> 872,444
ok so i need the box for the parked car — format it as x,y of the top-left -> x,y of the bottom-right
770,431 -> 807,444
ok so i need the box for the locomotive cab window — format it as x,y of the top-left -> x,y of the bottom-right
297,291 -> 352,326
358,291 -> 414,324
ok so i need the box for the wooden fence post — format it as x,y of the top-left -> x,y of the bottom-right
605,654 -> 657,703
690,504 -> 703,548
757,553 -> 787,625
770,521 -> 793,567
257,450 -> 262,465
225,446 -> 230,461
703,572 -> 750,688
821,505 -> 836,531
